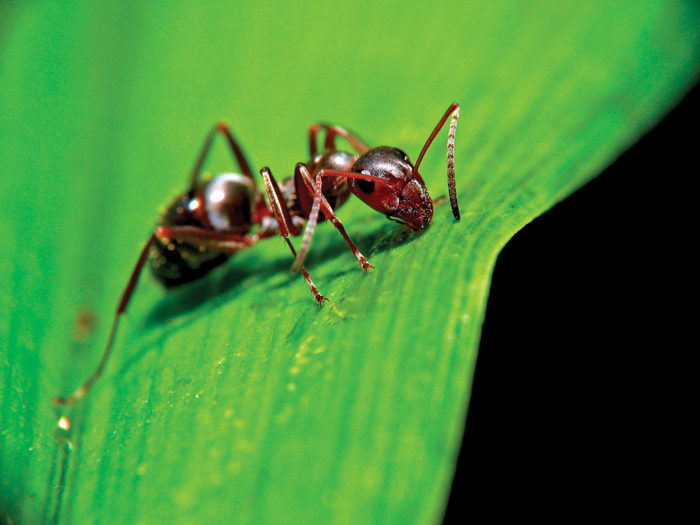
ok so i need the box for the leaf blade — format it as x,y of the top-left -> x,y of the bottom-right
0,1 -> 698,524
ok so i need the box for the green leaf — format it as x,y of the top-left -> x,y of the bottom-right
1,1 -> 697,524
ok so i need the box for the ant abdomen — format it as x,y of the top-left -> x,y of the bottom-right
150,235 -> 229,287
150,173 -> 256,287
201,174 -> 256,232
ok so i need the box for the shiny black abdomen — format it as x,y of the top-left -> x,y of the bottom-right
151,238 -> 230,288
150,194 -> 231,287
150,174 -> 256,288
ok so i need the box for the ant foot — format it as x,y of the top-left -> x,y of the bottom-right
358,255 -> 373,272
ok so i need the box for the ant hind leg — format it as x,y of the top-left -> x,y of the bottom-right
54,233 -> 157,406
188,122 -> 255,191
307,123 -> 369,158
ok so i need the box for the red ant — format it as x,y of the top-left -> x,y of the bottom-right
54,103 -> 460,406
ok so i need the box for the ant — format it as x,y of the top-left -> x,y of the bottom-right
54,102 -> 460,406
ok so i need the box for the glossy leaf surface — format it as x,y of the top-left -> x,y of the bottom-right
0,2 -> 698,524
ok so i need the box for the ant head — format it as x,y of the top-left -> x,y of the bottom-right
349,146 -> 433,230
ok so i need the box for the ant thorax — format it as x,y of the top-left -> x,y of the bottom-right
295,150 -> 355,218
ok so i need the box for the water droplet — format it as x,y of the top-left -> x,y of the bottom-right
57,416 -> 70,431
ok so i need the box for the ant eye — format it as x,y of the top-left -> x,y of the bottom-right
357,178 -> 375,194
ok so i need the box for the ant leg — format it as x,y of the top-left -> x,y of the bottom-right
308,123 -> 369,158
155,225 -> 259,253
188,122 -> 255,190
54,233 -> 157,406
260,167 -> 327,305
412,103 -> 461,220
295,164 -> 373,272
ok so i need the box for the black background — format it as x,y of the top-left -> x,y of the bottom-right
443,83 -> 696,521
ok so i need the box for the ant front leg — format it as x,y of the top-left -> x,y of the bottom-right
259,167 -> 327,306
188,122 -> 255,191
54,233 -> 157,406
295,164 -> 372,272
308,123 -> 369,158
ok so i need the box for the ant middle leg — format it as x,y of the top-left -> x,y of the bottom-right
294,164 -> 372,272
155,225 -> 260,253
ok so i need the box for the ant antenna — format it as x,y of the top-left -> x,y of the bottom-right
412,103 -> 460,220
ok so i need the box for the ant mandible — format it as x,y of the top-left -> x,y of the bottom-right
54,102 -> 460,406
